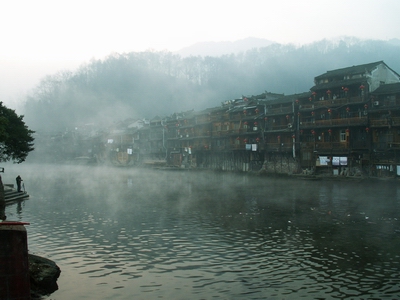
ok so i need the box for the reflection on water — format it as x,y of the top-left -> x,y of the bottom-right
5,164 -> 400,299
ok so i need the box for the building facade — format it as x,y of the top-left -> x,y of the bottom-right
99,61 -> 400,177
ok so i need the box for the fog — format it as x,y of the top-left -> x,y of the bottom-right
15,38 -> 400,135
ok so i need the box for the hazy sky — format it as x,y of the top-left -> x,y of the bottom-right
1,0 -> 400,108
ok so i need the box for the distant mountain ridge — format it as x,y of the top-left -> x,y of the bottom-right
177,36 -> 400,58
176,37 -> 276,57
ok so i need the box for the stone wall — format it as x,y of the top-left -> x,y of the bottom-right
260,154 -> 299,175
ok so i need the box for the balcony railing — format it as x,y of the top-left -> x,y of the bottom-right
370,117 -> 400,127
374,142 -> 400,150
300,116 -> 367,128
301,142 -> 348,150
265,124 -> 294,131
265,106 -> 292,115
265,142 -> 294,152
299,96 -> 364,110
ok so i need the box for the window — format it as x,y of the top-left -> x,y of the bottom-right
340,130 -> 347,142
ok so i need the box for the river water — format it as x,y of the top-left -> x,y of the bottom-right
4,164 -> 400,299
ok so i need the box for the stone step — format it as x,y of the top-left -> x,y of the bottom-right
3,187 -> 29,203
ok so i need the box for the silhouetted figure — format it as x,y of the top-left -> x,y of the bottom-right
16,175 -> 23,192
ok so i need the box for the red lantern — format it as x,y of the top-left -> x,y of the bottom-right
344,87 -> 349,92
243,110 -> 247,115
312,91 -> 317,97
328,129 -> 332,134
311,130 -> 315,135
255,108 -> 259,114
309,97 -> 312,101
254,122 -> 258,126
364,104 -> 368,109
244,121 -> 248,125
360,85 -> 365,90
292,135 -> 295,139
311,111 -> 315,116
346,129 -> 350,133
244,138 -> 248,143
295,99 -> 299,104
366,127 -> 369,133
346,107 -> 350,112
327,90 -> 332,95
264,117 -> 268,121
236,137 -> 240,141
328,108 -> 332,114
256,137 -> 260,143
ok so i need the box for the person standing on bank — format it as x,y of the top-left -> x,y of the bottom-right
16,175 -> 22,192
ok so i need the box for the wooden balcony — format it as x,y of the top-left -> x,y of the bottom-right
265,142 -> 294,152
299,96 -> 364,110
265,106 -> 292,115
374,142 -> 400,151
300,116 -> 367,128
221,129 -> 260,136
301,142 -> 348,150
265,124 -> 294,132
370,117 -> 400,127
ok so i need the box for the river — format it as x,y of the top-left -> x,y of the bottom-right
4,164 -> 400,299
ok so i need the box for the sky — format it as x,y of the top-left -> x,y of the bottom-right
1,0 -> 400,109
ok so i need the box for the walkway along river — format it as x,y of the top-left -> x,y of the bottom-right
4,163 -> 400,299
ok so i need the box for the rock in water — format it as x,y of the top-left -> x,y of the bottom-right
29,254 -> 61,298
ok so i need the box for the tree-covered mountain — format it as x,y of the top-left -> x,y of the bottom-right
22,37 -> 400,133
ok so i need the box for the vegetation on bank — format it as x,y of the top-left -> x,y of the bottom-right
0,102 -> 34,163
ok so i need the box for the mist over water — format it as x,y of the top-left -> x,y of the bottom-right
4,164 -> 400,299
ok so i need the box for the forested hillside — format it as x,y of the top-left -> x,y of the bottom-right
22,37 -> 400,133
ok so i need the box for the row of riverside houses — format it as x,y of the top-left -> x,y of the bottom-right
97,61 -> 400,177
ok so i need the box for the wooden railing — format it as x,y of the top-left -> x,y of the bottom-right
300,116 -> 367,128
301,142 -> 348,149
370,117 -> 400,127
265,142 -> 294,152
374,142 -> 400,150
265,124 -> 293,131
299,96 -> 364,110
265,106 -> 292,115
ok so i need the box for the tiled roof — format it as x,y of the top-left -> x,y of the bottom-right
371,82 -> 400,95
314,61 -> 384,80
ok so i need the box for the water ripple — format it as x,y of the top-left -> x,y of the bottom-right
5,166 -> 400,299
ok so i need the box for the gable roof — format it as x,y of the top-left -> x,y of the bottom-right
314,61 -> 384,80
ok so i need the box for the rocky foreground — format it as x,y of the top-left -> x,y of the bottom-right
29,254 -> 61,299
